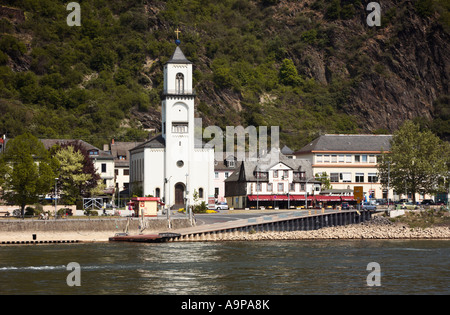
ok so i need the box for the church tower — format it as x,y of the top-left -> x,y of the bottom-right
129,33 -> 214,211
161,38 -> 196,207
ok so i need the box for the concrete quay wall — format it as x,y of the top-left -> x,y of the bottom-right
0,218 -> 191,233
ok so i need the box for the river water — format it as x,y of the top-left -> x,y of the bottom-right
0,240 -> 448,295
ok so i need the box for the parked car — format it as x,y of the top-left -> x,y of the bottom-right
400,202 -> 419,210
341,202 -> 350,210
421,199 -> 435,205
361,202 -> 377,211
215,202 -> 228,210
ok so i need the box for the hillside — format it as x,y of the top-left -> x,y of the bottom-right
0,0 -> 449,150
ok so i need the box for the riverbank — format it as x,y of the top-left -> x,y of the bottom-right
0,218 -> 191,243
215,216 -> 450,241
1,215 -> 449,243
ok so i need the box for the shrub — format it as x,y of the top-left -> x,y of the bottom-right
193,201 -> 208,213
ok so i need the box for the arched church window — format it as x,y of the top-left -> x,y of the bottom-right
176,73 -> 184,94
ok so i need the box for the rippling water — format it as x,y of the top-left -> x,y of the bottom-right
0,240 -> 448,295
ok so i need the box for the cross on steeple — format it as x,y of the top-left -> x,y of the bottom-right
174,28 -> 181,40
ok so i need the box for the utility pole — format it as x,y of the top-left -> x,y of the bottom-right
387,161 -> 390,212
54,178 -> 59,220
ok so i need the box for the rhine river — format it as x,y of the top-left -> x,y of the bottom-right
0,240 -> 448,295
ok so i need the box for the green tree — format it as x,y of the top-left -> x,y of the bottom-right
279,59 -> 300,86
315,172 -> 332,190
53,145 -> 93,204
377,121 -> 450,203
0,133 -> 56,216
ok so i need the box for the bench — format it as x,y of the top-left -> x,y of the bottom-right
0,211 -> 10,217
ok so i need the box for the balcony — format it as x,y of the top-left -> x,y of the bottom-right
163,89 -> 196,97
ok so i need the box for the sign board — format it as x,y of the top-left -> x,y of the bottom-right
208,196 -> 215,210
354,186 -> 363,202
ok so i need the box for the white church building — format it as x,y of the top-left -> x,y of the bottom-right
129,43 -> 215,209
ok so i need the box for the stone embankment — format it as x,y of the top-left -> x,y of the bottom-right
215,216 -> 450,241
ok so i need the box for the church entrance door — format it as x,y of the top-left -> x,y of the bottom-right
174,183 -> 185,208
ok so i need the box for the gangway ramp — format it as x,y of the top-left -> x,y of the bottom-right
162,209 -> 372,242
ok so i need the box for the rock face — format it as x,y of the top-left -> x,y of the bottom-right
344,3 -> 450,132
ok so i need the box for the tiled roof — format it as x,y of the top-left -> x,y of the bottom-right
40,139 -> 113,159
295,134 -> 392,153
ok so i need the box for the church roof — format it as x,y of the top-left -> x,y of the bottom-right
167,46 -> 192,64
129,134 -> 165,151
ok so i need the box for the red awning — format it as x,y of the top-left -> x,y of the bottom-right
292,195 -> 315,200
315,195 -> 341,202
340,196 -> 355,201
248,195 -> 314,201
248,195 -> 273,201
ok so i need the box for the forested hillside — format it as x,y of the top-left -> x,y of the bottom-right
0,0 -> 449,150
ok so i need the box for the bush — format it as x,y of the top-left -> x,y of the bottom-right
193,201 -> 208,213
84,209 -> 98,216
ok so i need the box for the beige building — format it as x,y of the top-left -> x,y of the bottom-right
294,134 -> 394,202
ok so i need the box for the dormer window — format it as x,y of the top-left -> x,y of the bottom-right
176,73 -> 184,94
89,149 -> 99,156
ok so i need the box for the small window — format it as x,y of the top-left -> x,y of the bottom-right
199,188 -> 204,199
267,183 -> 273,192
176,73 -> 184,94
316,155 -> 323,163
172,122 -> 188,133
355,173 -> 364,183
330,173 -> 339,182
101,163 -> 107,173
215,172 -> 219,179
278,183 -> 284,192
176,160 -> 184,168
155,188 -> 160,198
368,173 -> 378,183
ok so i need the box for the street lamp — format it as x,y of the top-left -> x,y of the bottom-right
165,176 -> 172,225
387,161 -> 391,212
305,177 -> 313,210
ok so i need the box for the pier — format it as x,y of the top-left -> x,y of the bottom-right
109,209 -> 373,243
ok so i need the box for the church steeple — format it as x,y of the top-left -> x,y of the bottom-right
167,46 -> 192,64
